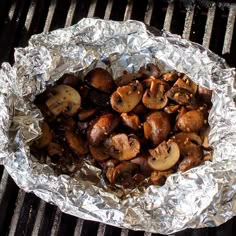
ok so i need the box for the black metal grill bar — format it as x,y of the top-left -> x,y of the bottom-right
1,1 -> 236,236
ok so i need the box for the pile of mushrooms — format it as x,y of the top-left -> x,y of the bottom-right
31,64 -> 213,188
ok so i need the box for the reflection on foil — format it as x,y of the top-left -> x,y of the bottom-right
0,18 -> 236,234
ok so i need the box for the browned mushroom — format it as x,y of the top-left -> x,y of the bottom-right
198,86 -> 212,104
131,154 -> 152,176
109,133 -> 140,161
142,79 -> 169,109
177,110 -> 204,132
170,132 -> 203,160
65,130 -> 88,155
139,63 -> 160,79
110,80 -> 143,113
89,145 -> 110,161
178,156 -> 202,172
148,141 -> 180,171
161,72 -> 178,82
46,85 -> 81,117
164,104 -> 180,114
144,111 -> 171,146
115,73 -> 142,86
166,87 -> 196,105
120,112 -> 141,130
87,113 -> 120,146
200,126 -> 211,150
107,162 -> 139,184
132,102 -> 148,114
78,107 -> 97,121
47,142 -> 63,157
33,122 -> 53,149
149,170 -> 174,186
88,89 -> 110,107
174,75 -> 197,94
203,151 -> 213,161
84,68 -> 116,93
60,74 -> 80,88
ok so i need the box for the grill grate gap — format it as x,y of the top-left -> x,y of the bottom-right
0,166 -> 3,181
77,220 -> 99,236
170,2 -> 186,35
209,6 -> 229,55
103,224 -> 122,236
0,0 -> 13,29
14,193 -> 40,236
110,0 -> 127,21
94,0 -> 109,19
72,0 -> 91,25
128,229 -> 145,236
189,6 -> 208,44
0,174 -> 19,235
38,204 -> 58,236
49,0 -> 72,31
57,213 -> 78,236
131,0 -> 148,21
150,0 -> 168,31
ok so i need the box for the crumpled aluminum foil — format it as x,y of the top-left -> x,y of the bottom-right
0,18 -> 236,234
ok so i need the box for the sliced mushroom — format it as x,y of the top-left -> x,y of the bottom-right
84,68 -> 115,93
142,79 -> 168,109
110,80 -> 143,113
65,130 -> 88,155
107,162 -> 139,184
58,117 -> 76,130
78,107 -> 97,121
37,103 -> 56,122
174,76 -> 197,94
87,113 -> 120,146
46,85 -> 81,117
33,122 -> 53,149
115,73 -> 142,86
161,72 -> 178,82
164,104 -> 180,114
150,170 -> 174,186
120,112 -> 141,130
178,156 -> 202,172
166,87 -> 196,105
200,126 -> 211,150
109,133 -> 140,161
203,151 -> 213,161
177,110 -> 204,132
148,141 -> 180,171
141,76 -> 169,89
132,102 -> 148,115
170,132 -> 203,159
89,145 -> 110,161
144,111 -> 171,146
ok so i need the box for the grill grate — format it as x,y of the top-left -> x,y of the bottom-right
1,0 -> 236,235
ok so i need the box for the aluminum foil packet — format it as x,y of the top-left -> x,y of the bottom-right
0,18 -> 236,234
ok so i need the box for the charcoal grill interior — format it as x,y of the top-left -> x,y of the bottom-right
0,0 -> 236,235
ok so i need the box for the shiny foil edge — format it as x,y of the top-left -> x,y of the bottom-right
0,18 -> 236,234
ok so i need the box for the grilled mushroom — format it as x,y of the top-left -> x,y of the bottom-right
115,73 -> 142,86
107,162 -> 139,184
170,132 -> 203,159
120,112 -> 141,130
110,80 -> 143,113
46,85 -> 81,117
164,104 -> 180,114
78,107 -> 97,121
177,110 -> 204,132
139,63 -> 160,79
166,87 -> 196,105
131,154 -> 152,176
87,113 -> 120,146
174,75 -> 198,94
33,122 -> 53,149
148,141 -> 180,171
142,78 -> 168,109
198,86 -> 212,104
84,68 -> 115,93
161,72 -> 178,82
89,145 -> 110,161
144,111 -> 171,146
65,130 -> 88,155
200,126 -> 211,150
150,170 -> 174,185
47,142 -> 63,157
109,133 -> 140,161
178,156 -> 202,172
